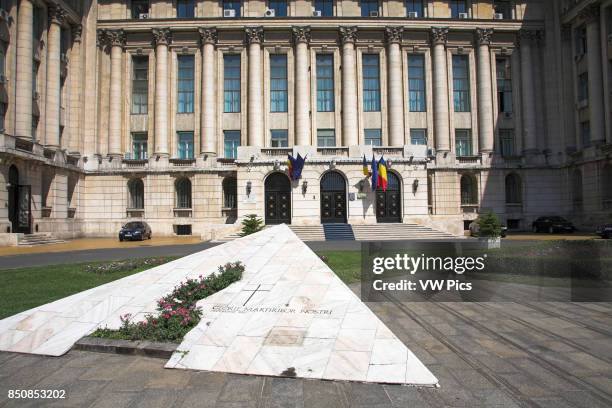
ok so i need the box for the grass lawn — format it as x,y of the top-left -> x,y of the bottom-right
0,257 -> 176,319
317,251 -> 361,283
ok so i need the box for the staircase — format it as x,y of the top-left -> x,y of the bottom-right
17,233 -> 65,247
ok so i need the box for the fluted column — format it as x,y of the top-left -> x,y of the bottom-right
560,24 -> 576,150
153,28 -> 171,156
107,30 -> 125,157
68,25 -> 83,154
476,28 -> 494,153
293,26 -> 311,146
199,28 -> 217,156
386,26 -> 405,147
340,26 -> 358,146
44,3 -> 65,149
96,30 -> 109,157
15,0 -> 34,140
582,5 -> 606,145
246,26 -> 264,147
518,30 -> 537,154
431,27 -> 450,152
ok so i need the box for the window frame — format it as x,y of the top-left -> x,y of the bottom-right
410,129 -> 427,145
364,128 -> 382,146
450,0 -> 468,18
177,131 -> 194,159
176,0 -> 195,18
175,177 -> 192,209
131,132 -> 148,160
131,56 -> 149,115
408,54 -> 426,112
361,0 -> 380,17
316,54 -> 335,112
362,54 -> 381,112
405,0 -> 424,16
224,130 -> 241,159
452,54 -> 471,113
317,129 -> 336,147
177,54 -> 195,114
455,129 -> 473,157
314,0 -> 333,16
270,129 -> 289,147
268,0 -> 287,16
223,54 -> 241,113
270,54 -> 288,113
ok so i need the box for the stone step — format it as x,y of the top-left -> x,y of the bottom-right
17,233 -> 65,246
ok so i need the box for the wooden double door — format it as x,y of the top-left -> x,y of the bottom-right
265,173 -> 291,225
320,171 -> 347,224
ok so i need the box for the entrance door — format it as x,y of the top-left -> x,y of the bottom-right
265,172 -> 291,225
376,172 -> 402,223
320,171 -> 347,224
8,166 -> 31,233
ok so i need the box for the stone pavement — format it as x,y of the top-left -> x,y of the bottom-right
0,299 -> 611,407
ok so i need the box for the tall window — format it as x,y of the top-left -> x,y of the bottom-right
223,177 -> 237,209
575,26 -> 587,56
450,0 -> 467,18
460,174 -> 478,205
408,54 -> 426,112
270,130 -> 288,147
177,132 -> 194,159
132,56 -> 148,114
223,0 -> 241,17
270,54 -> 288,112
177,0 -> 195,18
455,129 -> 472,156
316,54 -> 334,112
128,179 -> 144,209
406,0 -> 423,16
494,0 -> 512,19
175,178 -> 192,209
505,173 -> 522,205
317,129 -> 336,147
577,73 -> 589,104
314,0 -> 333,16
365,129 -> 382,146
452,55 -> 470,112
581,121 -> 591,148
572,169 -> 583,210
177,55 -> 194,113
132,133 -> 148,160
499,129 -> 515,157
268,0 -> 287,16
363,54 -> 381,112
361,0 -> 379,16
131,0 -> 149,18
0,45 -> 5,78
410,129 -> 427,145
496,58 -> 512,114
0,103 -> 5,132
602,164 -> 612,207
224,55 -> 241,113
224,130 -> 240,158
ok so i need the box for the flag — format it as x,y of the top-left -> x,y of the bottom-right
362,155 -> 371,177
287,154 -> 294,180
378,156 -> 388,192
371,155 -> 378,191
293,154 -> 306,180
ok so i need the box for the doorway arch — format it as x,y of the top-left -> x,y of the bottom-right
264,172 -> 291,225
320,171 -> 347,224
376,171 -> 402,223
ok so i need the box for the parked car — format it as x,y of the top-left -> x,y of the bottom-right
468,221 -> 507,238
531,216 -> 576,233
595,224 -> 612,239
119,221 -> 152,241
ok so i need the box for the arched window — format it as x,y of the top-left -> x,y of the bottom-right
460,174 -> 478,205
505,173 -> 522,205
223,177 -> 237,209
572,169 -> 583,210
175,177 -> 192,209
128,179 -> 144,209
603,164 -> 612,208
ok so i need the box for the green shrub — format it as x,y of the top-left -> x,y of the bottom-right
239,214 -> 264,237
477,212 -> 502,238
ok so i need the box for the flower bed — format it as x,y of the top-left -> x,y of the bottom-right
91,262 -> 244,343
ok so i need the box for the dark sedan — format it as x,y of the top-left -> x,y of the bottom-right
532,216 -> 576,234
119,221 -> 152,241
596,224 -> 612,239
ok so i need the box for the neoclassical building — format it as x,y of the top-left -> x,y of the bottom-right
0,0 -> 611,240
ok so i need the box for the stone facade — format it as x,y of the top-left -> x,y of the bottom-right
0,0 -> 611,241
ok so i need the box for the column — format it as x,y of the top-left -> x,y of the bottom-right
340,26 -> 358,146
385,26 -> 405,147
431,27 -> 450,152
560,24 -> 576,150
246,26 -> 264,147
518,29 -> 537,154
44,3 -> 65,149
582,5 -> 606,144
68,25 -> 83,154
96,30 -> 109,157
153,28 -> 171,156
199,27 -> 217,156
293,26 -> 311,146
107,30 -> 126,157
15,0 -> 34,140
476,28 -> 494,153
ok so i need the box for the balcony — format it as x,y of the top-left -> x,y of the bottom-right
316,147 -> 349,157
173,208 -> 192,218
457,155 -> 481,165
123,153 -> 148,169
126,208 -> 145,218
461,204 -> 479,214
14,138 -> 34,153
372,147 -> 404,157
170,157 -> 196,167
261,147 -> 292,157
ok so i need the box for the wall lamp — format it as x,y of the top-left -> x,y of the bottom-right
302,180 -> 308,194
273,159 -> 280,170
412,179 -> 419,194
246,181 -> 252,197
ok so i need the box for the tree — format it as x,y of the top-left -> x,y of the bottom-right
477,212 -> 502,238
239,214 -> 264,237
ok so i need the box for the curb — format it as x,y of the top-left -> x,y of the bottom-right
73,336 -> 178,359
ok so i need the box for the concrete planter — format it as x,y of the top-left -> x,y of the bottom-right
479,237 -> 501,249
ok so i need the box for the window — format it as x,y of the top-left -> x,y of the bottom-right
224,55 -> 241,113
270,130 -> 288,147
575,26 -> 587,56
602,164 -> 612,206
224,130 -> 240,158
452,55 -> 470,112
499,129 -> 515,157
0,103 -> 5,132
33,6 -> 43,39
494,0 -> 512,19
128,179 -> 144,209
132,133 -> 148,160
270,54 -> 288,112
0,46 -> 5,78
316,54 -> 334,112
32,61 -> 39,99
578,73 -> 589,105
406,0 -> 423,16
408,54 -> 426,112
581,121 -> 591,148
505,173 -> 522,205
365,129 -> 382,146
177,0 -> 195,18
223,177 -> 237,209
175,178 -> 192,209
314,0 -> 333,16
317,129 -> 336,147
361,0 -> 379,16
223,0 -> 241,16
496,58 -> 512,114
410,129 -> 427,145
177,55 -> 194,113
460,174 -> 478,205
132,56 -> 148,114
455,129 -> 472,156
268,0 -> 287,16
363,54 -> 381,112
450,0 -> 467,18
572,169 -> 583,210
177,132 -> 194,159
131,0 -> 149,18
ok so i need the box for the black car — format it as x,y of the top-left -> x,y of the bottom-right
119,221 -> 152,241
532,216 -> 576,234
596,224 -> 612,239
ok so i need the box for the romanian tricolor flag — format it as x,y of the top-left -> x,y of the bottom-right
287,154 -> 294,180
362,155 -> 371,177
378,156 -> 388,191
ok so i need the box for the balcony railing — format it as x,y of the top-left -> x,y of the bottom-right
457,156 -> 481,165
373,147 -> 404,157
173,208 -> 192,218
261,147 -> 292,157
126,208 -> 145,218
14,138 -> 33,152
170,157 -> 196,167
461,204 -> 479,214
317,147 -> 349,157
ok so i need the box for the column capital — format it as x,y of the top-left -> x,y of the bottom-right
292,26 -> 311,45
339,26 -> 358,44
475,28 -> 493,46
385,26 -> 404,44
430,27 -> 449,46
515,29 -> 537,48
152,27 -> 172,46
579,4 -> 600,24
47,2 -> 66,26
245,26 -> 264,45
106,29 -> 126,48
198,27 -> 217,45
71,24 -> 83,43
96,29 -> 107,50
